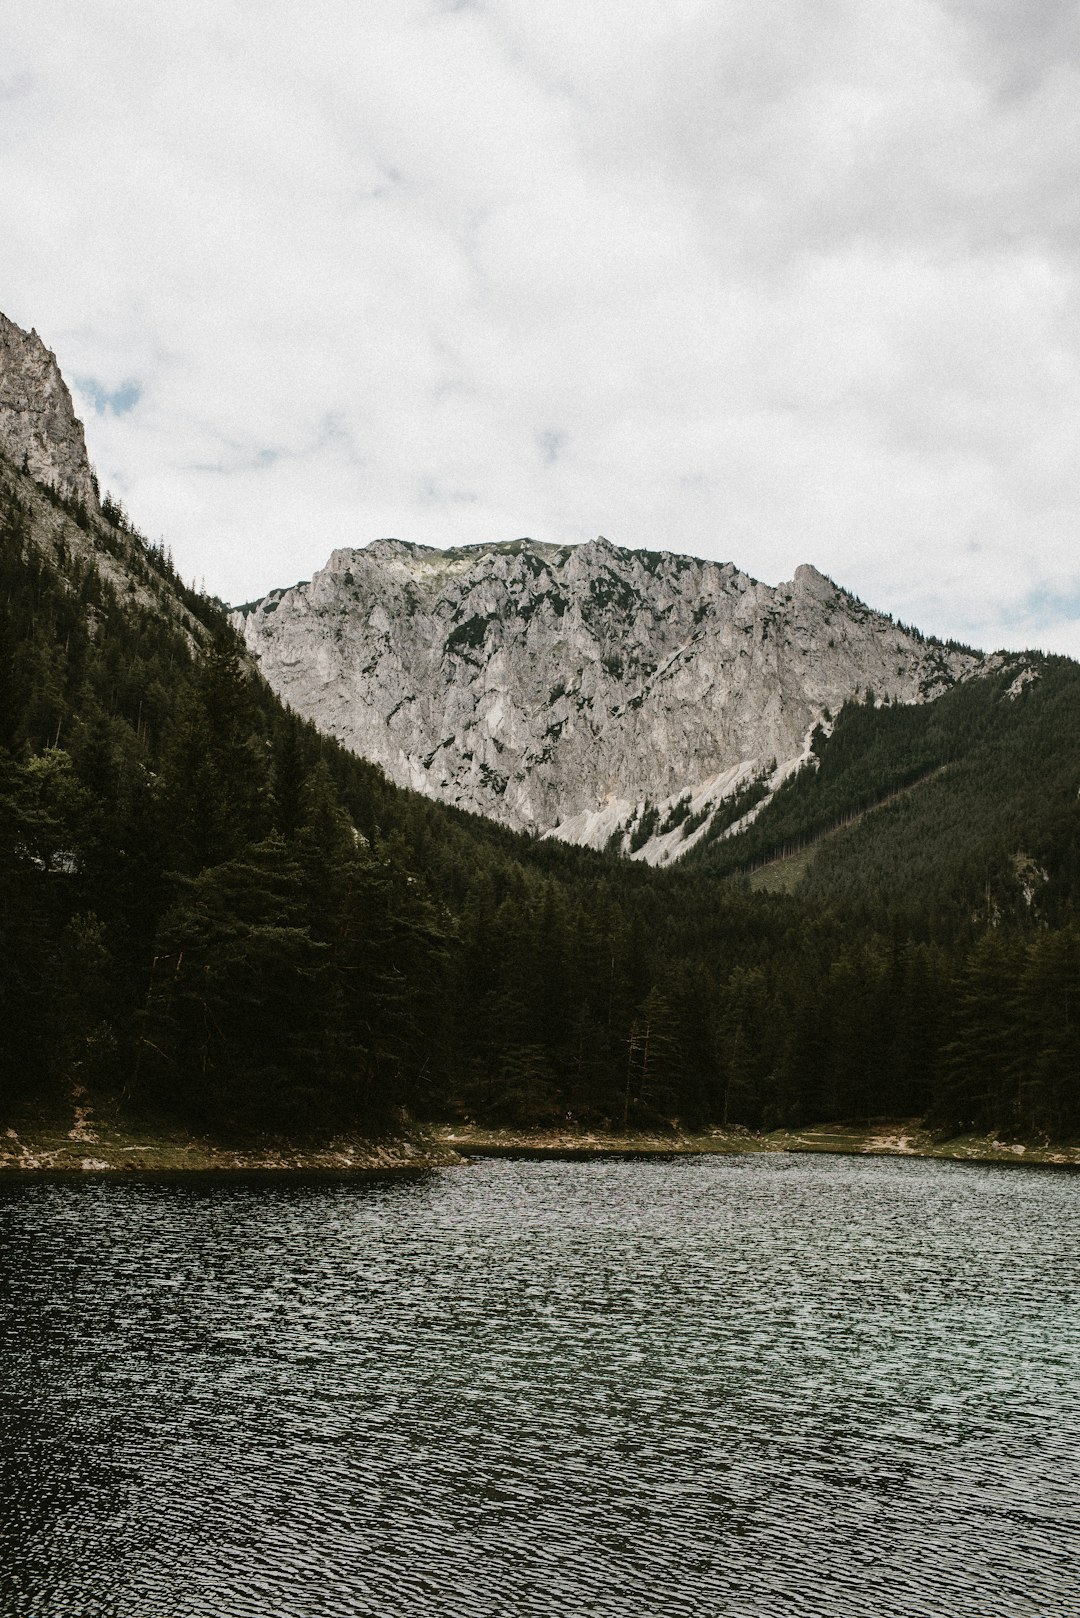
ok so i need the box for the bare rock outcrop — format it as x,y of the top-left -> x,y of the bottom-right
234,536 -> 982,861
0,312 -> 97,510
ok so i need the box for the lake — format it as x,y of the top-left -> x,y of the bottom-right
1,1154 -> 1077,1616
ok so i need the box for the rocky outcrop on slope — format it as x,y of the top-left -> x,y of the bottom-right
234,536 -> 982,861
0,312 -> 98,511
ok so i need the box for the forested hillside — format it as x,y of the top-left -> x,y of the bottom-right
695,659 -> 1080,925
2,454 -> 1079,1143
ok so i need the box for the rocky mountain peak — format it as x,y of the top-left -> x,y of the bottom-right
0,312 -> 98,510
234,534 -> 983,863
793,562 -> 836,600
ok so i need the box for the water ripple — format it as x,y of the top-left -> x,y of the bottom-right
1,1155 -> 1078,1616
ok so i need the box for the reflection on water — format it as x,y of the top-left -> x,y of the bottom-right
1,1155 -> 1078,1616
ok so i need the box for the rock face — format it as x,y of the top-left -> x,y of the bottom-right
234,536 -> 982,862
0,313 -> 97,510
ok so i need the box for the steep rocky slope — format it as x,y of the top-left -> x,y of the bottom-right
234,537 -> 982,861
0,312 -> 98,511
0,310 -> 220,656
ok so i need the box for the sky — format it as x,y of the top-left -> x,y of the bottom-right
4,1 -> 1080,654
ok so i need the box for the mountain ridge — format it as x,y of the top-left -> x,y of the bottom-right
233,533 -> 983,861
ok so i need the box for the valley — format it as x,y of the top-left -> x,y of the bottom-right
1,309 -> 1079,1156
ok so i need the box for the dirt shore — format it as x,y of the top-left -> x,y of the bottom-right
0,1118 -> 465,1173
3,1113 -> 1077,1173
434,1122 -> 1080,1167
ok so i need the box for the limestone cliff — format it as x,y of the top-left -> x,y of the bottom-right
234,537 -> 982,862
0,312 -> 98,511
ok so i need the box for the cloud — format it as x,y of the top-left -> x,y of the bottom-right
537,430 -> 567,465
76,378 -> 142,416
4,1 -> 1080,654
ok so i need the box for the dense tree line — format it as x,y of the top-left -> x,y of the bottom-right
2,461 -> 1078,1141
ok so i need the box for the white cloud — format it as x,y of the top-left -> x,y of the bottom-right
4,0 -> 1080,654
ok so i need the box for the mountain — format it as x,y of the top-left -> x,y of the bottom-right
0,312 -> 99,512
234,537 -> 982,863
3,303 -> 1080,1150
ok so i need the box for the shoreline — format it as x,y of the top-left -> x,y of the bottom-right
434,1122 -> 1080,1168
2,1117 -> 1078,1173
0,1121 -> 466,1174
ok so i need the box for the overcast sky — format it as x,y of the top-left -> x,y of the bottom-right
5,1 -> 1080,652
